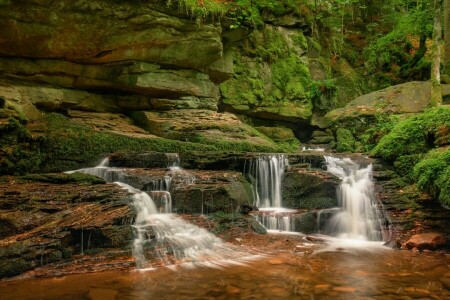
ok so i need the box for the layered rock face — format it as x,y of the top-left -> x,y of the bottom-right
0,0 -> 289,172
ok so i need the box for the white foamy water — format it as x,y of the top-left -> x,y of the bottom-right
245,155 -> 288,208
324,156 -> 385,241
67,157 -> 255,269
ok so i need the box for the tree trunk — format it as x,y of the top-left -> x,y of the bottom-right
444,0 -> 450,77
431,0 -> 443,106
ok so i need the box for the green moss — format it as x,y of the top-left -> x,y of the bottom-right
393,154 -> 423,184
271,54 -> 311,101
372,107 -> 450,160
165,0 -> 229,18
336,128 -> 356,152
413,147 -> 450,206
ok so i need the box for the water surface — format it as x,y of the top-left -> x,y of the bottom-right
1,248 -> 448,299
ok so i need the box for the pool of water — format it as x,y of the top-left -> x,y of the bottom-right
0,246 -> 448,299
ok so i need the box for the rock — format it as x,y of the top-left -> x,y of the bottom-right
128,109 -> 281,152
404,233 -> 448,250
0,0 -> 222,70
0,59 -> 220,102
249,217 -> 267,234
109,152 -> 169,169
325,81 -> 434,132
293,212 -> 317,234
383,239 -> 402,249
238,204 -> 255,215
282,167 -> 339,209
0,176 -> 134,279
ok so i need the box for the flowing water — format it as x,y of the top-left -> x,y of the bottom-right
1,250 -> 447,299
245,155 -> 296,231
323,156 -> 387,241
67,158 -> 252,269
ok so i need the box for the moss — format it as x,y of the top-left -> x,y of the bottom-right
271,54 -> 311,101
393,154 -> 423,184
336,128 -> 356,152
372,107 -> 450,161
413,147 -> 450,206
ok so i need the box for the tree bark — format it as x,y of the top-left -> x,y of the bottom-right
431,0 -> 443,106
444,0 -> 450,77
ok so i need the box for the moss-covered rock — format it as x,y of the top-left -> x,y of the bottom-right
372,107 -> 450,160
336,128 -> 357,152
413,147 -> 450,207
220,25 -> 313,123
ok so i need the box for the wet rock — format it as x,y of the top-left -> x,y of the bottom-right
0,176 -> 134,279
109,152 -> 168,169
282,167 -> 339,209
238,204 -> 255,215
248,217 -> 267,234
293,212 -> 317,234
383,239 -> 402,249
404,233 -> 448,250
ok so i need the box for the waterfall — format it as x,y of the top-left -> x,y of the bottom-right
245,155 -> 288,208
166,153 -> 181,170
245,155 -> 297,232
67,157 -> 251,268
323,156 -> 385,241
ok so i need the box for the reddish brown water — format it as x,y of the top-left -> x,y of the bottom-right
0,247 -> 448,299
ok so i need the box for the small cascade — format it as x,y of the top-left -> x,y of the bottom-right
144,177 -> 173,214
68,158 -> 253,269
246,155 -> 298,232
166,153 -> 181,170
245,155 -> 288,208
256,208 -> 296,232
323,156 -> 386,241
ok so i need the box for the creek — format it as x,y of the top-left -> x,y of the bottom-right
0,154 -> 448,299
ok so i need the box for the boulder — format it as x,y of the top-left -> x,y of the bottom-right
325,81 -> 438,130
282,167 -> 339,209
0,0 -> 223,70
404,233 -> 448,250
128,109 -> 281,152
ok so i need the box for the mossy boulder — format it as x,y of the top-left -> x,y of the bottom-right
336,128 -> 357,152
282,168 -> 339,209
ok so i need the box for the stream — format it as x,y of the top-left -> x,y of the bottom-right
0,248 -> 448,299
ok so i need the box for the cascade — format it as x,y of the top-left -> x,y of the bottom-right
245,155 -> 288,208
245,155 -> 296,232
323,156 -> 386,241
68,157 -> 250,269
166,153 -> 181,170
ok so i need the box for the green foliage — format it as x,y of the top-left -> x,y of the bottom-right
336,128 -> 356,152
360,114 -> 399,152
372,107 -> 450,160
165,0 -> 230,18
0,114 -> 44,175
413,148 -> 450,206
364,3 -> 433,85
